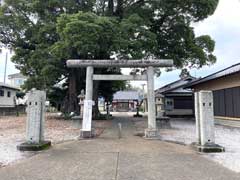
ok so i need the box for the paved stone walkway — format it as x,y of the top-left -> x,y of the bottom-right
0,115 -> 239,180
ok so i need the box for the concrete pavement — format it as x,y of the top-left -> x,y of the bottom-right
0,114 -> 239,180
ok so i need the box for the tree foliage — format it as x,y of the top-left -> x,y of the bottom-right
0,0 -> 219,113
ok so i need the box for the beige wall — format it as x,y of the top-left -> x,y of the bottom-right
193,72 -> 240,92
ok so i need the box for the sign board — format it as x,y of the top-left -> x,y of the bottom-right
82,100 -> 93,131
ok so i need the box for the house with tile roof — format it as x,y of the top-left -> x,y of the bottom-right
155,76 -> 197,116
185,63 -> 240,121
112,91 -> 141,112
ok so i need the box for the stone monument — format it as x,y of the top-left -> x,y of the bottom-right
17,89 -> 51,151
193,91 -> 224,152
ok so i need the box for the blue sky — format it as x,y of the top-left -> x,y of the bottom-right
0,0 -> 240,89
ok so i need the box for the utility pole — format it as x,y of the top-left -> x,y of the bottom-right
3,51 -> 8,84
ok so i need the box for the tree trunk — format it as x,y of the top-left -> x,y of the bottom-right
108,0 -> 114,15
93,80 -> 100,119
106,101 -> 111,120
63,69 -> 78,114
116,0 -> 124,18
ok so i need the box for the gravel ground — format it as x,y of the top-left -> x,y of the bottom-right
0,114 -> 110,167
159,119 -> 240,173
1,113 -> 240,173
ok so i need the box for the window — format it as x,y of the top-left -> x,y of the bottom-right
7,91 -> 11,97
166,100 -> 173,106
0,89 -> 4,97
165,98 -> 174,110
15,79 -> 24,86
18,79 -> 24,85
15,79 -> 23,86
174,96 -> 193,110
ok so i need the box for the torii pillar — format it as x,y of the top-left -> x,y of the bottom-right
80,66 -> 94,138
67,59 -> 173,139
145,66 -> 157,138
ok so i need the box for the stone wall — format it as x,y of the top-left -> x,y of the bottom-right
0,105 -> 26,116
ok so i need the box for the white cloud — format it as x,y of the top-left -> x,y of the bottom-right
191,0 -> 240,76
194,0 -> 240,35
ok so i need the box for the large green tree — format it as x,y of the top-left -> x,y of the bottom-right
0,0 -> 219,115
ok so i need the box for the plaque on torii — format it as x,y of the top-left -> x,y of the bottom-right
67,59 -> 173,138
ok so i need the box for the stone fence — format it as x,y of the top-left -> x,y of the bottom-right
0,105 -> 26,116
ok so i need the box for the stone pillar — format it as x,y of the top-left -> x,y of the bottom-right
26,90 -> 46,143
17,89 -> 51,151
85,66 -> 93,101
194,92 -> 201,144
145,66 -> 158,138
193,91 -> 224,153
199,91 -> 215,145
80,66 -> 94,138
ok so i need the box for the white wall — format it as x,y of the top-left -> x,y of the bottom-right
0,88 -> 17,107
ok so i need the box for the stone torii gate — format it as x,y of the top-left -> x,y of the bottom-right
67,59 -> 173,138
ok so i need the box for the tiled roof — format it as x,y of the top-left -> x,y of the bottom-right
113,91 -> 140,100
8,73 -> 27,79
185,63 -> 240,88
155,76 -> 197,95
0,82 -> 20,90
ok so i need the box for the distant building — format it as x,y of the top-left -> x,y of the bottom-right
155,76 -> 197,116
0,82 -> 19,108
112,91 -> 141,112
8,73 -> 27,88
185,63 -> 240,121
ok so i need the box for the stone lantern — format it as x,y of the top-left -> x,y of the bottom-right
78,89 -> 85,119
